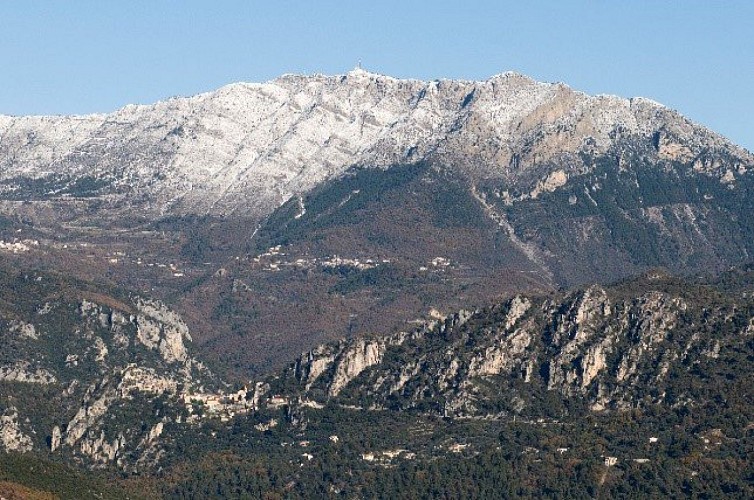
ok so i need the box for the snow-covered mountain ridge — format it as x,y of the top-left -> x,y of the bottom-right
1,69 -> 750,218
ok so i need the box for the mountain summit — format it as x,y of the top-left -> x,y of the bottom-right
1,71 -> 750,219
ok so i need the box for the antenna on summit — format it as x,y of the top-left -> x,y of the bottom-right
357,59 -> 362,70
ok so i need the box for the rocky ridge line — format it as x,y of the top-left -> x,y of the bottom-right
1,69 -> 750,219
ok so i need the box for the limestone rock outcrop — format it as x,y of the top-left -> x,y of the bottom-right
0,408 -> 33,453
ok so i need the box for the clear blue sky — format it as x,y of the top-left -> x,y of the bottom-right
1,1 -> 752,150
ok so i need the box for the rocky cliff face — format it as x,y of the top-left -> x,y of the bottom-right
279,273 -> 752,419
0,408 -> 34,453
0,267 -> 254,470
0,70 -> 749,219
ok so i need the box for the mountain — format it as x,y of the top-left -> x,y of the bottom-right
4,267 -> 752,497
0,68 -> 750,220
1,71 -> 754,495
0,264 -> 250,472
285,271 -> 752,417
1,70 -> 753,377
219,271 -> 751,497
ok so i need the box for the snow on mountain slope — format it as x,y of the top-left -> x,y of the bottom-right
0,69 -> 750,218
